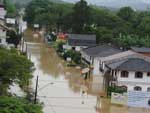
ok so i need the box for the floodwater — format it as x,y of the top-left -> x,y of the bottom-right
24,29 -> 150,113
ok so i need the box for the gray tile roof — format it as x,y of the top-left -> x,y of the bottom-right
68,34 -> 96,46
82,45 -> 122,57
131,47 -> 150,53
107,58 -> 150,72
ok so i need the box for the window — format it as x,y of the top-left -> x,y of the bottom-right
121,71 -> 129,78
135,72 -> 143,79
147,72 -> 150,77
147,87 -> 150,92
0,39 -> 1,43
134,86 -> 142,91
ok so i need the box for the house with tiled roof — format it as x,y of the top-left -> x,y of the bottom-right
106,57 -> 150,92
63,34 -> 96,51
81,44 -> 122,65
131,47 -> 150,57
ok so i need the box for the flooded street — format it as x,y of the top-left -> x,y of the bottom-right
24,29 -> 150,113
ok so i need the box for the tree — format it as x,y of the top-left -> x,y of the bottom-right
4,0 -> 17,16
96,27 -> 113,43
6,30 -> 22,48
117,7 -> 135,22
0,48 -> 33,95
0,96 -> 43,113
72,0 -> 91,33
137,16 -> 150,36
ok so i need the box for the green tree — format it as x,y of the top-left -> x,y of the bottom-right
0,96 -> 43,113
72,0 -> 91,33
0,48 -> 33,95
6,30 -> 22,48
137,16 -> 150,36
4,0 -> 17,16
117,7 -> 135,22
96,27 -> 113,43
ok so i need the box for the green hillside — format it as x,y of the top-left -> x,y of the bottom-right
12,0 -> 63,5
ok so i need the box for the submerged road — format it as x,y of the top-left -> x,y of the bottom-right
24,29 -> 150,113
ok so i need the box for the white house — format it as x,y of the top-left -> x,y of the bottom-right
92,50 -> 146,76
107,58 -> 150,92
81,45 -> 122,66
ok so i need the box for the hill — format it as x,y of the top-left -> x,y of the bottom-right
12,0 -> 63,5
63,0 -> 150,11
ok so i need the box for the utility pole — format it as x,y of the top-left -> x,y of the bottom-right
34,76 -> 39,104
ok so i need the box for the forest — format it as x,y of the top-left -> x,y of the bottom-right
24,0 -> 150,48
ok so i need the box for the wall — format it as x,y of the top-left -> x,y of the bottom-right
0,28 -> 6,38
0,27 -> 7,45
0,7 -> 6,19
0,38 -> 7,45
116,71 -> 150,91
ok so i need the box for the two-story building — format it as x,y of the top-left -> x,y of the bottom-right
92,50 -> 147,76
106,58 -> 150,92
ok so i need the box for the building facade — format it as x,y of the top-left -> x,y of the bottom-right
107,58 -> 150,92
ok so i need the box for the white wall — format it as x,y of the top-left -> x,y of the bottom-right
0,28 -> 7,45
0,28 -> 6,38
117,71 -> 150,83
0,38 -> 7,45
0,8 -> 7,19
116,71 -> 150,92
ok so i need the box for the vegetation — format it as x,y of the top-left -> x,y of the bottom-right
108,86 -> 127,96
6,30 -> 22,48
4,0 -> 17,17
0,47 -> 33,96
0,96 -> 43,113
63,50 -> 81,64
25,0 -> 150,48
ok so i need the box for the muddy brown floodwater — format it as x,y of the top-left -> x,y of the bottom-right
24,29 -> 150,113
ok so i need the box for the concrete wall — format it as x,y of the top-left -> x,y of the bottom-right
116,71 -> 150,92
0,38 -> 7,45
0,27 -> 6,38
0,27 -> 7,45
0,8 -> 7,19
